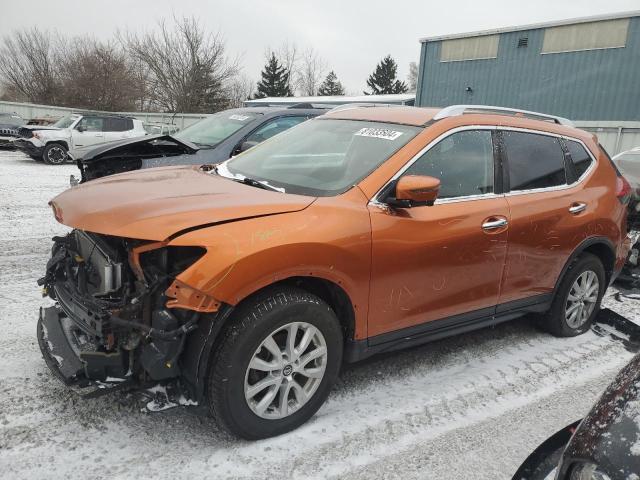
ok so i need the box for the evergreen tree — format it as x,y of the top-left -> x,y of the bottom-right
254,52 -> 292,98
318,71 -> 345,96
364,55 -> 408,95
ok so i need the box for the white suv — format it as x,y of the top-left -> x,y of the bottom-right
14,113 -> 146,164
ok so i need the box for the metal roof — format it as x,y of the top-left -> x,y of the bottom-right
419,10 -> 640,43
244,94 -> 415,107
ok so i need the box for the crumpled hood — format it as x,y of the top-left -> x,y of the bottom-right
50,165 -> 316,241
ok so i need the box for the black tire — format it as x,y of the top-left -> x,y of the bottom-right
42,143 -> 68,165
208,286 -> 343,440
542,253 -> 606,337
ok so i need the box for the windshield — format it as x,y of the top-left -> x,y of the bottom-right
224,118 -> 421,196
174,110 -> 261,147
52,114 -> 78,129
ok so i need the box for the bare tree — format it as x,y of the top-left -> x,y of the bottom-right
275,42 -> 298,95
0,27 -> 63,104
408,61 -> 418,93
295,48 -> 327,96
122,16 -> 239,113
59,38 -> 139,111
226,74 -> 254,107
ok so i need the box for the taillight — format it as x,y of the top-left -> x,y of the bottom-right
616,175 -> 632,204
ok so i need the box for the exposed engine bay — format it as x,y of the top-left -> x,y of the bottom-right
37,229 -> 209,398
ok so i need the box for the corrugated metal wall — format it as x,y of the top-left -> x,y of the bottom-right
0,101 -> 208,129
416,16 -> 640,121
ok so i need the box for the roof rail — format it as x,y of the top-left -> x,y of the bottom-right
327,102 -> 400,114
433,105 -> 574,127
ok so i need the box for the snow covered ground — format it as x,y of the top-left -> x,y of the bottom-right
0,149 -> 638,480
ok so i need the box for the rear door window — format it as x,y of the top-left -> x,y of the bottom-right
403,129 -> 494,199
104,117 -> 130,132
566,140 -> 594,179
502,131 -> 566,191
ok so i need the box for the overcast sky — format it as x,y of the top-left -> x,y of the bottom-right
1,0 -> 638,94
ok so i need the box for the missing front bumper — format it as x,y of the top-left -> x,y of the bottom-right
37,306 -> 136,397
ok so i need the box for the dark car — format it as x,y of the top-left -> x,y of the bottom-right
0,112 -> 26,149
77,104 -> 328,182
513,310 -> 640,480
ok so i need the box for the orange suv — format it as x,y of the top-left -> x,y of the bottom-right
38,105 -> 632,439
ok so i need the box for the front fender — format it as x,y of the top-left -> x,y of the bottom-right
168,192 -> 372,339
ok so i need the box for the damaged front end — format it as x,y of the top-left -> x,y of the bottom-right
37,229 -> 212,398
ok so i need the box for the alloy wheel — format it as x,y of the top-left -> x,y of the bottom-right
244,321 -> 328,420
47,146 -> 67,164
564,270 -> 599,329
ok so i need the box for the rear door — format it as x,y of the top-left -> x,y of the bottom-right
498,129 -> 595,307
103,117 -> 134,142
368,128 -> 510,338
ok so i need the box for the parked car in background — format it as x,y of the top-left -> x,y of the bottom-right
0,112 -> 26,149
39,104 -> 631,439
612,147 -> 640,284
76,104 -> 328,182
13,113 -> 146,164
513,315 -> 640,480
614,147 -> 640,200
143,122 -> 181,136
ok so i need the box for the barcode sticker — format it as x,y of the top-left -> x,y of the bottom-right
354,127 -> 403,140
229,114 -> 251,121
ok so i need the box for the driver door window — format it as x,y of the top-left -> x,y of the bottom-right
76,116 -> 104,132
403,130 -> 495,199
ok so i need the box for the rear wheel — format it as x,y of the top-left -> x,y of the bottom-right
207,287 -> 343,439
42,143 -> 68,165
542,253 -> 605,337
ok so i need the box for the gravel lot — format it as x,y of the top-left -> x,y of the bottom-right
0,149 -> 638,480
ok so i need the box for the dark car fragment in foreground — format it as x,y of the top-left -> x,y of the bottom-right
513,309 -> 640,480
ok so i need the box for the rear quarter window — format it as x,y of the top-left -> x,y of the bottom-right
566,140 -> 594,179
502,131 -> 566,191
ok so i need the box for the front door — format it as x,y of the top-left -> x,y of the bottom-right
368,129 -> 510,338
71,116 -> 105,151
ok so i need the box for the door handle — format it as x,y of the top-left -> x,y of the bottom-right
482,218 -> 508,230
569,202 -> 587,214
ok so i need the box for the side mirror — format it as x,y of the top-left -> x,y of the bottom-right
389,175 -> 441,207
239,140 -> 258,153
76,125 -> 86,133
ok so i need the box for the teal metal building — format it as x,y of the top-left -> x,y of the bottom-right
415,11 -> 640,121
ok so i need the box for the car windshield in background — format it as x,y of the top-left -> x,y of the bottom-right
224,119 -> 422,196
174,111 -> 261,147
52,115 -> 78,129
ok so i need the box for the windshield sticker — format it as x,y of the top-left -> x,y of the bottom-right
354,127 -> 403,141
229,114 -> 251,121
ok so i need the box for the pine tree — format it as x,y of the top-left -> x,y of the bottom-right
364,55 -> 408,95
318,71 -> 345,96
254,53 -> 292,98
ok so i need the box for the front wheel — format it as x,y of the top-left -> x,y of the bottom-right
542,253 -> 605,337
207,287 -> 343,439
42,143 -> 68,165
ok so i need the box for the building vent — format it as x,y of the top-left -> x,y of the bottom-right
517,37 -> 529,48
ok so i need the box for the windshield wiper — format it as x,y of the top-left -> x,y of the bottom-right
238,177 -> 280,192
